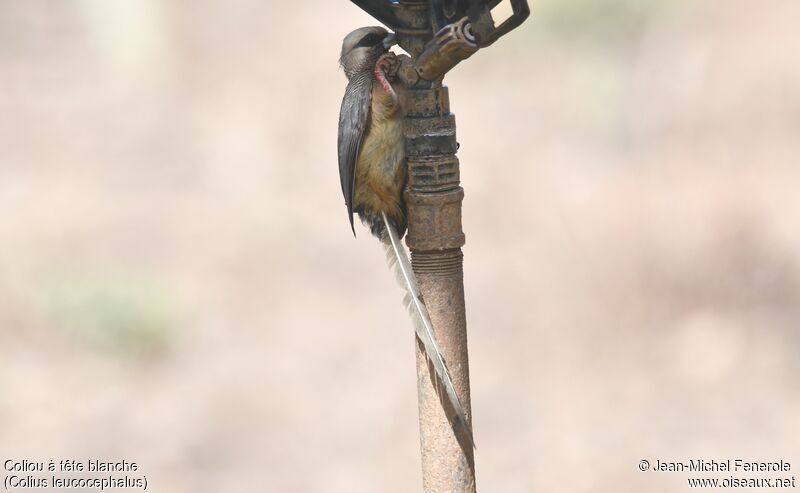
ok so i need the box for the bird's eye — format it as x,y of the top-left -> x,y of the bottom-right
356,32 -> 383,48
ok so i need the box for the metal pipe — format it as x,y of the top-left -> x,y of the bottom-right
348,2 -> 530,490
404,84 -> 476,491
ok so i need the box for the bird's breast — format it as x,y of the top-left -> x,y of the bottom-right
353,85 -> 406,223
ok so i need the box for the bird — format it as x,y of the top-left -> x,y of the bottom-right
337,26 -> 474,448
338,26 -> 406,239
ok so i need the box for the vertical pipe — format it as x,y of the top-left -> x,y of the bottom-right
404,84 -> 476,492
351,1 -> 529,489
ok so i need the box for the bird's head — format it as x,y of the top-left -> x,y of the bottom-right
340,26 -> 396,79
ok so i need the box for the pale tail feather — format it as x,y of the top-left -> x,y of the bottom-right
381,212 -> 475,449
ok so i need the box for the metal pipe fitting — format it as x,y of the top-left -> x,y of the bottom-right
414,17 -> 478,81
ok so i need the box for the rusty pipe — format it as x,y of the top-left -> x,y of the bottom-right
348,2 -> 534,490
404,83 -> 476,491
414,17 -> 478,81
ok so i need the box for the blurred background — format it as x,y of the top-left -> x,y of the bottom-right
1,1 -> 799,491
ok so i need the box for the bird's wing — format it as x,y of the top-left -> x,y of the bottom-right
338,72 -> 374,235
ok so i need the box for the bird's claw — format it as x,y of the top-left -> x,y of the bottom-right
377,52 -> 399,78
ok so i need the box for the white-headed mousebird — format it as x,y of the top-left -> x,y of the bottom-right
337,26 -> 474,448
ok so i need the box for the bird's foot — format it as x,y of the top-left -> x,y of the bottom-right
377,52 -> 399,78
375,53 -> 399,100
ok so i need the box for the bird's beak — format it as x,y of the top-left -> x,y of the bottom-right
382,32 -> 397,50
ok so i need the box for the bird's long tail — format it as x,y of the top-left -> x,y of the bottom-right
380,212 -> 475,449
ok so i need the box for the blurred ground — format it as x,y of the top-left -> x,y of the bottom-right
1,1 -> 799,492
